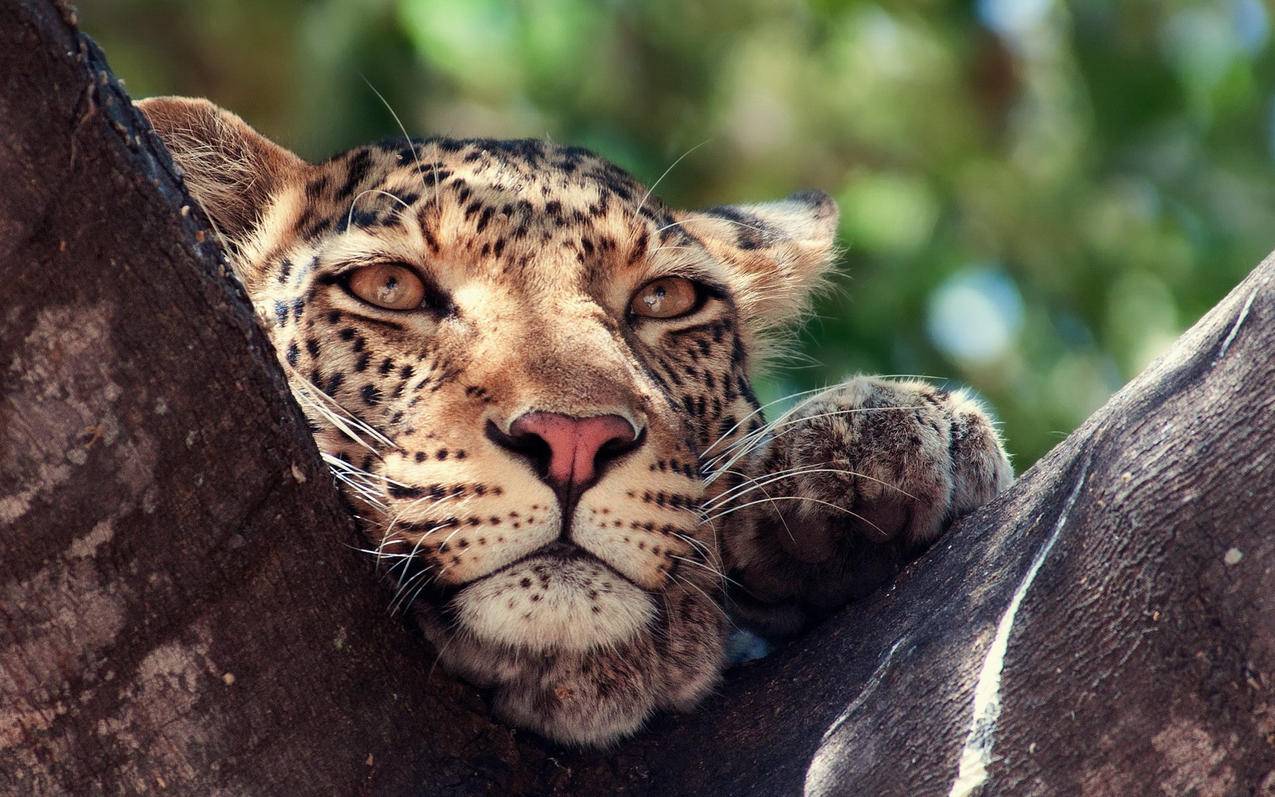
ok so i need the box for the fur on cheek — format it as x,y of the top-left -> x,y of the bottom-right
452,558 -> 655,653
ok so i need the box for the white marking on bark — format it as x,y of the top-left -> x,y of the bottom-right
804,637 -> 907,795
820,637 -> 906,743
1215,288 -> 1256,361
948,454 -> 1090,797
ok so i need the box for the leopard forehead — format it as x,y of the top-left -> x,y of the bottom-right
270,136 -> 698,283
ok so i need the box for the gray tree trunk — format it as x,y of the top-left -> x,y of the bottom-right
2,2 -> 1272,794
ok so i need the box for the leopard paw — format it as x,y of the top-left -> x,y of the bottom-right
762,377 -> 1012,563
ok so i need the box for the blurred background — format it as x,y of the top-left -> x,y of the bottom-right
87,0 -> 1275,470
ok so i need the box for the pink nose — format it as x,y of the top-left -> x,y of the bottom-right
504,412 -> 640,488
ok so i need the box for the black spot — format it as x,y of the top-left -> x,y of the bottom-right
302,216 -> 333,239
306,175 -> 329,199
718,416 -> 736,441
361,384 -> 382,406
703,205 -> 769,249
388,484 -> 423,499
422,225 -> 440,258
336,149 -> 372,199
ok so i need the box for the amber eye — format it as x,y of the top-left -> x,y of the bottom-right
629,277 -> 700,320
345,263 -> 427,311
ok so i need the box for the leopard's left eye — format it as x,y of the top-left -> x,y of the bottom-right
629,277 -> 701,320
345,263 -> 427,311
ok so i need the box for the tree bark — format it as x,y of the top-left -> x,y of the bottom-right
2,2 -> 1271,795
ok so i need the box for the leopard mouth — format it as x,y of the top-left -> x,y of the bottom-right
475,539 -> 651,592
447,539 -> 659,652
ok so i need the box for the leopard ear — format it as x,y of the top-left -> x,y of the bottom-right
676,190 -> 839,331
136,96 -> 305,246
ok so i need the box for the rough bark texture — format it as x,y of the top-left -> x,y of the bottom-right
2,2 -> 1272,795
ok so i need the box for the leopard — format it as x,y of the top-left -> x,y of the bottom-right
137,96 -> 1014,747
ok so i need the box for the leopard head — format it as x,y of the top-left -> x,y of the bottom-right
140,96 -> 839,742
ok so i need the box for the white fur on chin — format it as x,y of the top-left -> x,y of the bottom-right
453,555 -> 654,653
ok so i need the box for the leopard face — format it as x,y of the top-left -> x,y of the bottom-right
286,141 -> 748,654
140,97 -> 838,743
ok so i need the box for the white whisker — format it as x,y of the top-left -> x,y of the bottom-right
703,405 -> 925,485
698,495 -> 886,538
361,75 -> 432,201
635,139 -> 712,225
704,464 -> 917,511
700,382 -> 843,460
346,187 -> 415,232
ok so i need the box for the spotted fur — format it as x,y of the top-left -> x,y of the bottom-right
139,97 -> 1013,746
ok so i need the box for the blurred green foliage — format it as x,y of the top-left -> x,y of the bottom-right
88,0 -> 1275,469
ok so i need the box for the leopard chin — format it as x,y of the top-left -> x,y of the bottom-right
452,547 -> 655,653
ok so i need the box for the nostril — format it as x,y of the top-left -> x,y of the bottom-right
489,411 -> 643,491
485,419 -> 554,479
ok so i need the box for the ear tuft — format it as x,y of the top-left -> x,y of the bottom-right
677,189 -> 840,331
136,96 -> 304,246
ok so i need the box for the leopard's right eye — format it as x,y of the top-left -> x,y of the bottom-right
628,276 -> 702,320
345,263 -> 427,311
